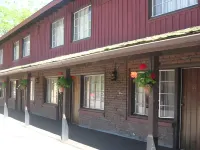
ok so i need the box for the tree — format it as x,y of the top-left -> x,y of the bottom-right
0,0 -> 52,36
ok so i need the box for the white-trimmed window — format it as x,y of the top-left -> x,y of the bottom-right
73,5 -> 91,41
135,83 -> 148,115
30,78 -> 35,101
52,18 -> 64,48
13,41 -> 19,60
152,0 -> 198,17
84,75 -> 104,110
159,70 -> 175,118
0,49 -> 3,64
10,80 -> 16,99
0,82 -> 4,98
23,35 -> 30,57
46,78 -> 58,104
132,70 -> 175,118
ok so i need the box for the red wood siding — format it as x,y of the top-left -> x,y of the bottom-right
1,0 -> 200,70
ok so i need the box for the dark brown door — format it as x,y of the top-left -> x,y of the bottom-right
181,68 -> 200,150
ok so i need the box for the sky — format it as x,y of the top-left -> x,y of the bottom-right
0,0 -> 53,12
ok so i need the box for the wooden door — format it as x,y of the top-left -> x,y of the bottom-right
72,76 -> 80,124
181,68 -> 200,150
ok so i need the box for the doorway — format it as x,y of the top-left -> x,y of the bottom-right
180,68 -> 200,150
72,76 -> 80,124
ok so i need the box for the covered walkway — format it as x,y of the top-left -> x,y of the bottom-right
0,107 -> 171,150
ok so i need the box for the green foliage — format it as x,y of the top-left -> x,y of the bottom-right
0,5 -> 31,36
57,76 -> 72,89
134,70 -> 156,88
2,82 -> 6,88
18,79 -> 28,89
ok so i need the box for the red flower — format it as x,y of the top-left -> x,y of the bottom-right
139,64 -> 147,70
150,73 -> 156,80
71,76 -> 76,79
58,72 -> 63,75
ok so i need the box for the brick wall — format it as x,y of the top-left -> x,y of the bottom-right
71,56 -> 173,148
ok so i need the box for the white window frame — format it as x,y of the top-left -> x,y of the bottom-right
152,0 -> 198,17
30,78 -> 35,101
73,5 -> 92,41
23,35 -> 30,57
83,74 -> 104,110
0,49 -> 3,64
10,80 -> 16,99
51,18 -> 64,48
46,77 -> 58,104
133,70 -> 175,118
159,69 -> 175,118
13,41 -> 20,60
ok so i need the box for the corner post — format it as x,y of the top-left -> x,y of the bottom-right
4,77 -> 9,118
25,73 -> 31,126
146,56 -> 159,150
61,69 -> 70,142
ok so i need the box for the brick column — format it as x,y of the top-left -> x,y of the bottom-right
25,73 -> 31,126
146,56 -> 159,150
4,77 -> 9,118
61,69 -> 70,141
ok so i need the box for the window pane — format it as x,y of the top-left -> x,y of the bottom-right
84,75 -> 104,110
11,81 -> 16,99
153,0 -> 198,16
159,70 -> 175,118
47,78 -> 58,104
30,78 -> 35,101
52,18 -> 64,48
0,49 -> 3,64
73,6 -> 91,41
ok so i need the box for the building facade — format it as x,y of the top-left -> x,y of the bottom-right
1,0 -> 200,149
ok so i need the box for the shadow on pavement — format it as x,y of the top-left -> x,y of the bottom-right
0,107 -> 172,150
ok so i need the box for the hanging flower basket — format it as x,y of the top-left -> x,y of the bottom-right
57,76 -> 74,93
17,79 -> 28,90
131,64 -> 156,95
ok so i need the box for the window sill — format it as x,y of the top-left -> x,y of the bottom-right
50,44 -> 64,50
79,108 -> 104,117
149,4 -> 199,21
128,115 -> 173,127
72,37 -> 91,43
22,55 -> 30,59
42,103 -> 58,108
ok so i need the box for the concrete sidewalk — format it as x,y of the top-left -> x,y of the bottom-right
0,108 -> 172,150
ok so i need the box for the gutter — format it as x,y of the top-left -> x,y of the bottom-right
0,32 -> 200,77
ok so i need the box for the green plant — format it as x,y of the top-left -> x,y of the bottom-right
57,76 -> 72,89
18,79 -> 28,89
2,82 -> 6,88
133,64 -> 156,94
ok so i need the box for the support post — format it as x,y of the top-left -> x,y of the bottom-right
25,73 -> 31,126
4,77 -> 9,118
61,69 -> 70,142
146,56 -> 159,150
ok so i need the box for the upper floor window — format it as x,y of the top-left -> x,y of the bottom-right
73,5 -> 91,41
0,49 -> 3,64
23,35 -> 30,57
83,74 -> 104,110
30,78 -> 35,102
152,0 -> 198,16
46,78 -> 58,104
52,18 -> 64,48
13,41 -> 19,60
131,70 -> 175,118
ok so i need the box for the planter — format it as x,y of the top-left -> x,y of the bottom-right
59,87 -> 64,93
143,85 -> 152,95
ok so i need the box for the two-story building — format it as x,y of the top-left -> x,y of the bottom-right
1,0 -> 200,149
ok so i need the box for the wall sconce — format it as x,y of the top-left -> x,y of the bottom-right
111,67 -> 118,81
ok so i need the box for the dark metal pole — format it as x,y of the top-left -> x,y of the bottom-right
146,56 -> 159,150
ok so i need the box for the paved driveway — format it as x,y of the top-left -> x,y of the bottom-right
0,108 -> 172,150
